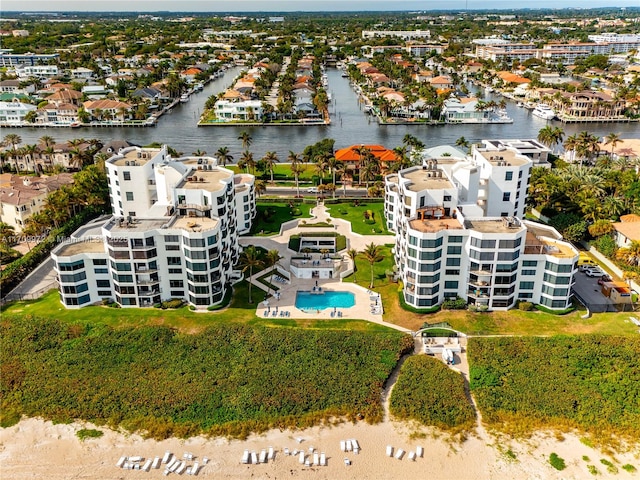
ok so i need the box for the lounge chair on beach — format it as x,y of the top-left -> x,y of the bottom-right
320,452 -> 327,466
340,440 -> 346,452
416,446 -> 423,457
344,458 -> 351,466
259,449 -> 267,463
175,461 -> 187,474
345,440 -> 352,452
152,457 -> 161,469
408,451 -> 416,461
386,445 -> 393,457
191,462 -> 199,476
251,451 -> 258,464
163,451 -> 172,464
116,456 -> 127,468
268,447 -> 275,461
142,459 -> 152,471
395,449 -> 405,460
284,447 -> 290,456
313,452 -> 319,465
242,450 -> 250,464
299,451 -> 305,464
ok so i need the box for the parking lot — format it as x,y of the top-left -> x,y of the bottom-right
572,268 -> 620,313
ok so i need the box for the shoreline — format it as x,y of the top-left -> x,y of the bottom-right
1,417 -> 638,479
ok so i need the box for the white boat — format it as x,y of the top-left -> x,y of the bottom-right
532,104 -> 556,120
180,93 -> 190,103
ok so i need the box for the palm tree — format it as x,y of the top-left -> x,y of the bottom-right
616,240 -> 640,267
347,248 -> 359,283
238,131 -> 252,151
3,133 -> 22,152
216,146 -> 233,166
192,149 -> 206,156
0,222 -> 16,246
262,151 -> 279,183
360,243 -> 383,289
455,136 -> 470,152
604,132 -> 622,157
264,249 -> 282,297
314,155 -> 329,185
254,179 -> 267,197
288,151 -> 304,197
239,150 -> 255,174
39,135 -> 56,148
238,245 -> 264,304
325,155 -> 341,198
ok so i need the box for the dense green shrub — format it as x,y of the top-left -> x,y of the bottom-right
518,301 -> 533,311
549,453 -> 566,470
600,459 -> 618,474
622,464 -> 637,473
76,428 -> 104,441
389,356 -> 475,432
469,336 -> 640,442
161,299 -> 184,309
594,235 -> 617,258
442,297 -> 467,310
1,316 -> 413,439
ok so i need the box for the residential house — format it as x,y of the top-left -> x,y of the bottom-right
334,144 -> 398,178
612,214 -> 640,249
0,173 -> 74,231
550,90 -> 626,122
83,99 -> 133,121
0,100 -> 36,125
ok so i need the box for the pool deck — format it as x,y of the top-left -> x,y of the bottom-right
254,277 -> 409,332
242,203 -> 410,333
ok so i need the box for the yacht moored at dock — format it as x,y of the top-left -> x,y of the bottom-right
532,104 -> 556,120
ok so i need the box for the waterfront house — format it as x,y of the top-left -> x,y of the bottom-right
83,99 -> 133,121
0,99 -> 36,125
612,214 -> 640,249
549,90 -> 626,122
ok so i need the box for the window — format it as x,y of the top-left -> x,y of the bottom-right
419,261 -> 440,272
186,261 -> 207,271
501,211 -> 508,217
519,292 -> 533,299
123,171 -> 131,180
445,269 -> 460,275
543,273 -> 571,285
522,269 -> 537,276
96,279 -> 110,288
469,249 -> 494,261
409,235 -> 418,246
92,259 -> 107,265
169,280 -> 184,288
522,260 -> 537,267
419,249 -> 442,261
420,238 -> 443,249
447,246 -> 462,255
184,249 -> 207,259
58,260 -> 85,271
519,281 -> 534,290
505,171 -> 513,181
164,235 -> 180,243
166,244 -> 180,251
60,272 -> 87,283
168,268 -> 182,274
94,268 -> 108,274
112,274 -> 133,283
125,192 -> 134,201
170,291 -> 184,297
418,285 -> 439,296
186,238 -> 205,248
443,195 -> 452,201
444,281 -> 458,289
470,238 -> 496,249
448,236 -> 463,243
498,250 -> 520,261
207,235 -> 217,245
167,257 -> 181,265
545,262 -> 573,273
446,257 -> 461,266
495,263 -> 518,272
98,290 -> 112,296
113,262 -> 131,271
418,273 -> 440,284
502,192 -> 511,201
499,238 -> 522,249
542,285 -> 569,297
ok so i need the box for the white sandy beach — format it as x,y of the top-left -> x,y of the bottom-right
1,417 -> 638,480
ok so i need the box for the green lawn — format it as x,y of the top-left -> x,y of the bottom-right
1,287 -> 390,334
326,201 -> 390,235
248,202 -> 313,235
228,164 -> 319,182
343,244 -> 395,289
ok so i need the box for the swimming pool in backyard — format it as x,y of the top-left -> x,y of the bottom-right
295,291 -> 356,311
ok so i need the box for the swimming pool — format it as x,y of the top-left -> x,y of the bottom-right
295,291 -> 355,311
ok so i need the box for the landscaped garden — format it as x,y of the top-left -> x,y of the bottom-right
0,315 -> 414,438
248,201 -> 313,235
326,201 -> 390,235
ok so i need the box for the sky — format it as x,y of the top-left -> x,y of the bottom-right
1,0 -> 638,12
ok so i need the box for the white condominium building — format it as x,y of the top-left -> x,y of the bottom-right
52,145 -> 256,309
385,144 -> 577,311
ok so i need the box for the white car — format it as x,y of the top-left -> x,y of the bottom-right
585,268 -> 605,278
307,187 -> 318,193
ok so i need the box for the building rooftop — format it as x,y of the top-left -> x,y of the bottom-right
477,149 -> 528,167
409,216 -> 462,233
465,218 -> 525,234
55,239 -> 106,256
173,215 -> 219,232
179,168 -> 232,192
107,217 -> 168,233
402,167 -> 453,192
110,148 -> 159,167
523,232 -> 576,258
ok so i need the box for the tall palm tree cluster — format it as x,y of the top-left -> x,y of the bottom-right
1,134 -> 102,173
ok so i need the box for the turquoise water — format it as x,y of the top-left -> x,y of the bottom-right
295,291 -> 355,311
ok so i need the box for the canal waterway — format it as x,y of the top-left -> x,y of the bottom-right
11,67 -> 640,159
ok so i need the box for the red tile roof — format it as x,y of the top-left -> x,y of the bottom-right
335,145 -> 397,163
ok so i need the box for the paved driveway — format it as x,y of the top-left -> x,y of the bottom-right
572,270 -> 617,313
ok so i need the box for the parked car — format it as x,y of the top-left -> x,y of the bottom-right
579,264 -> 595,272
307,187 -> 319,193
585,268 -> 605,278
